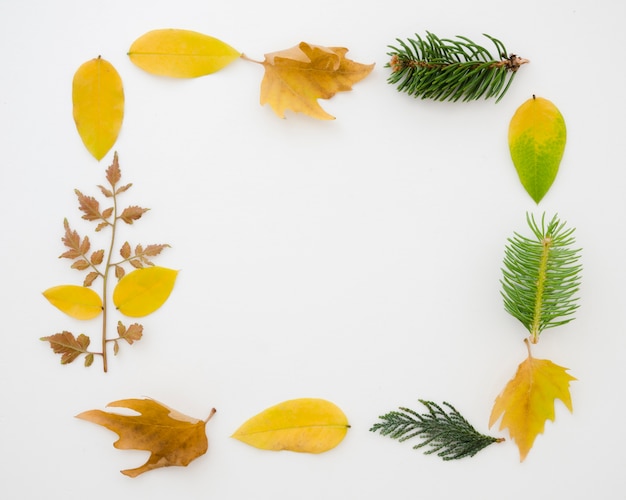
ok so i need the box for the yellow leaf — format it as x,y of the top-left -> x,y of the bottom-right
257,42 -> 375,119
508,96 -> 567,203
43,285 -> 103,320
128,29 -> 240,78
77,398 -> 215,477
72,57 -> 124,161
113,266 -> 178,317
232,398 -> 349,453
489,345 -> 576,461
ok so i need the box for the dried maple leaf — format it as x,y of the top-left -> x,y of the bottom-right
77,398 -> 216,477
251,42 -> 374,120
489,341 -> 576,461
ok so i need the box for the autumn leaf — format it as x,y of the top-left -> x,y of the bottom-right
112,266 -> 178,317
40,332 -> 91,365
116,321 -> 143,344
43,285 -> 103,320
77,398 -> 216,477
509,96 -> 567,203
72,56 -> 124,161
489,341 -> 576,461
128,29 -> 241,78
119,206 -> 149,224
251,42 -> 374,120
60,218 -> 89,260
232,398 -> 350,453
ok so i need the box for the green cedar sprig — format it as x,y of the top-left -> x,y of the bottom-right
501,213 -> 582,344
387,32 -> 528,102
370,400 -> 503,460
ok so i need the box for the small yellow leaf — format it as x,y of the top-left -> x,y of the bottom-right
489,348 -> 576,461
258,42 -> 375,119
232,398 -> 349,453
72,56 -> 124,161
128,29 -> 240,78
113,266 -> 178,317
77,398 -> 215,477
43,285 -> 103,320
508,96 -> 566,203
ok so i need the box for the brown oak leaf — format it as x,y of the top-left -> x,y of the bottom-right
76,398 -> 216,477
255,41 -> 374,119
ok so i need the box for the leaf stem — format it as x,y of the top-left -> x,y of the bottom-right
530,232 -> 552,344
240,53 -> 263,65
101,180 -> 119,372
205,408 -> 217,423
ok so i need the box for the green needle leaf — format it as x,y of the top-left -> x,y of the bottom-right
371,400 -> 503,460
501,213 -> 582,343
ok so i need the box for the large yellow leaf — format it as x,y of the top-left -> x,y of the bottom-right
128,29 -> 240,78
257,42 -> 374,119
112,266 -> 178,317
232,398 -> 349,453
43,285 -> 103,320
77,398 -> 215,477
508,96 -> 566,203
72,57 -> 124,161
489,349 -> 576,461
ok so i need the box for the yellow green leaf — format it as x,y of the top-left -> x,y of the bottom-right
508,96 -> 566,203
43,285 -> 103,320
231,398 -> 349,453
257,42 -> 374,120
113,266 -> 178,317
489,346 -> 576,461
128,29 -> 240,78
72,56 -> 124,161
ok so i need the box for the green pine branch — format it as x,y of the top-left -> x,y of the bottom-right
387,32 -> 528,102
370,400 -> 503,460
501,213 -> 582,343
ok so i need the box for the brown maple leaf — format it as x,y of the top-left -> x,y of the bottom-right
250,41 -> 374,120
77,398 -> 216,477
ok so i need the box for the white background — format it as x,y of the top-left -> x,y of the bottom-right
1,0 -> 625,498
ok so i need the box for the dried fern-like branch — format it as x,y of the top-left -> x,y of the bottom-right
370,400 -> 503,460
387,32 -> 528,102
501,213 -> 582,344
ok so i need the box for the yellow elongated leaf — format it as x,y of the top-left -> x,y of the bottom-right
113,266 -> 178,317
43,285 -> 103,320
128,29 -> 240,78
489,346 -> 576,461
508,96 -> 566,203
232,398 -> 349,453
72,57 -> 124,160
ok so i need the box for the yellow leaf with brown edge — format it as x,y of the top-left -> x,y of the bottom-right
43,285 -> 103,320
232,398 -> 350,453
128,29 -> 240,78
72,56 -> 124,161
256,42 -> 374,120
112,266 -> 178,317
77,398 -> 216,477
489,345 -> 576,461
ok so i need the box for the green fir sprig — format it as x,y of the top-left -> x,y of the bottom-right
501,213 -> 582,344
370,400 -> 503,460
387,32 -> 528,102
